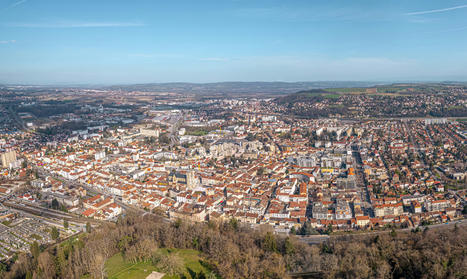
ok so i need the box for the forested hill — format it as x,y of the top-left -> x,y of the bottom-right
274,89 -> 338,104
3,214 -> 466,279
272,84 -> 467,118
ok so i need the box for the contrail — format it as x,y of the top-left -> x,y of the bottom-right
10,0 -> 28,8
406,4 -> 467,15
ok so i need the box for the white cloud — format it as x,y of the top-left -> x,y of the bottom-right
405,4 -> 467,16
128,53 -> 184,59
129,54 -> 157,58
0,40 -> 16,44
234,6 -> 393,22
199,57 -> 229,62
7,22 -> 145,28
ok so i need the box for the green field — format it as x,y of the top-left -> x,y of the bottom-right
105,249 -> 214,279
185,130 -> 210,136
322,94 -> 340,99
323,86 -> 415,95
324,87 -> 367,93
299,92 -> 341,99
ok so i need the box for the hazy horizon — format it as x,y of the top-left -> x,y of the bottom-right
3,80 -> 467,88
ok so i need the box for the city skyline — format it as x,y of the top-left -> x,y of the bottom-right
1,0 -> 467,84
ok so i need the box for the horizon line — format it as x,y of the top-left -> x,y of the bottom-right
2,80 -> 467,87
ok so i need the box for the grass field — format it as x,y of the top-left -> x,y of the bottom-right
322,94 -> 340,99
105,253 -> 155,279
323,86 -> 416,96
324,87 -> 367,93
300,92 -> 341,98
105,248 -> 213,279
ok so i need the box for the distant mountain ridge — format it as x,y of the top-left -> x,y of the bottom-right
3,81 -> 466,95
103,81 -> 381,95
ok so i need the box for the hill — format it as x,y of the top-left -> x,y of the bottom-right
274,89 -> 340,104
273,83 -> 467,118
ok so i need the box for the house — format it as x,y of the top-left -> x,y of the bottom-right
374,203 -> 403,217
355,216 -> 370,227
411,201 -> 422,214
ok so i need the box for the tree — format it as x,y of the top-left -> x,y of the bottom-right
284,237 -> 295,255
37,252 -> 56,278
245,133 -> 256,141
51,198 -> 59,210
256,167 -> 265,176
51,227 -> 59,240
153,252 -> 184,276
86,222 -> 91,233
228,218 -> 238,231
206,271 -> 217,279
159,134 -> 170,145
30,241 -> 40,261
0,262 -> 6,277
4,211 -> 467,279
263,232 -> 278,253
63,219 -> 69,230
90,253 -> 107,279
300,221 -> 318,235
325,224 -> 333,235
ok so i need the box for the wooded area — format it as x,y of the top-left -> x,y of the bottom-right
2,214 -> 466,279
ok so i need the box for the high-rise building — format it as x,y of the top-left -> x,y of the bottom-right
1,150 -> 17,168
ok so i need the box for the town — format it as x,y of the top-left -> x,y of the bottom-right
3,0 -> 467,277
0,84 -> 466,261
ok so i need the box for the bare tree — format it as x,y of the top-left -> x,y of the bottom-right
153,252 -> 184,277
89,253 -> 106,279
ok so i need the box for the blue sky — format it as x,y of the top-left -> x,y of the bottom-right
1,0 -> 467,84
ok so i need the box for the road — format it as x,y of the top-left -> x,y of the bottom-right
168,114 -> 183,146
6,105 -> 28,131
351,144 -> 372,215
296,218 -> 467,245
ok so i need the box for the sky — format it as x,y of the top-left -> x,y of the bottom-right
1,0 -> 467,84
